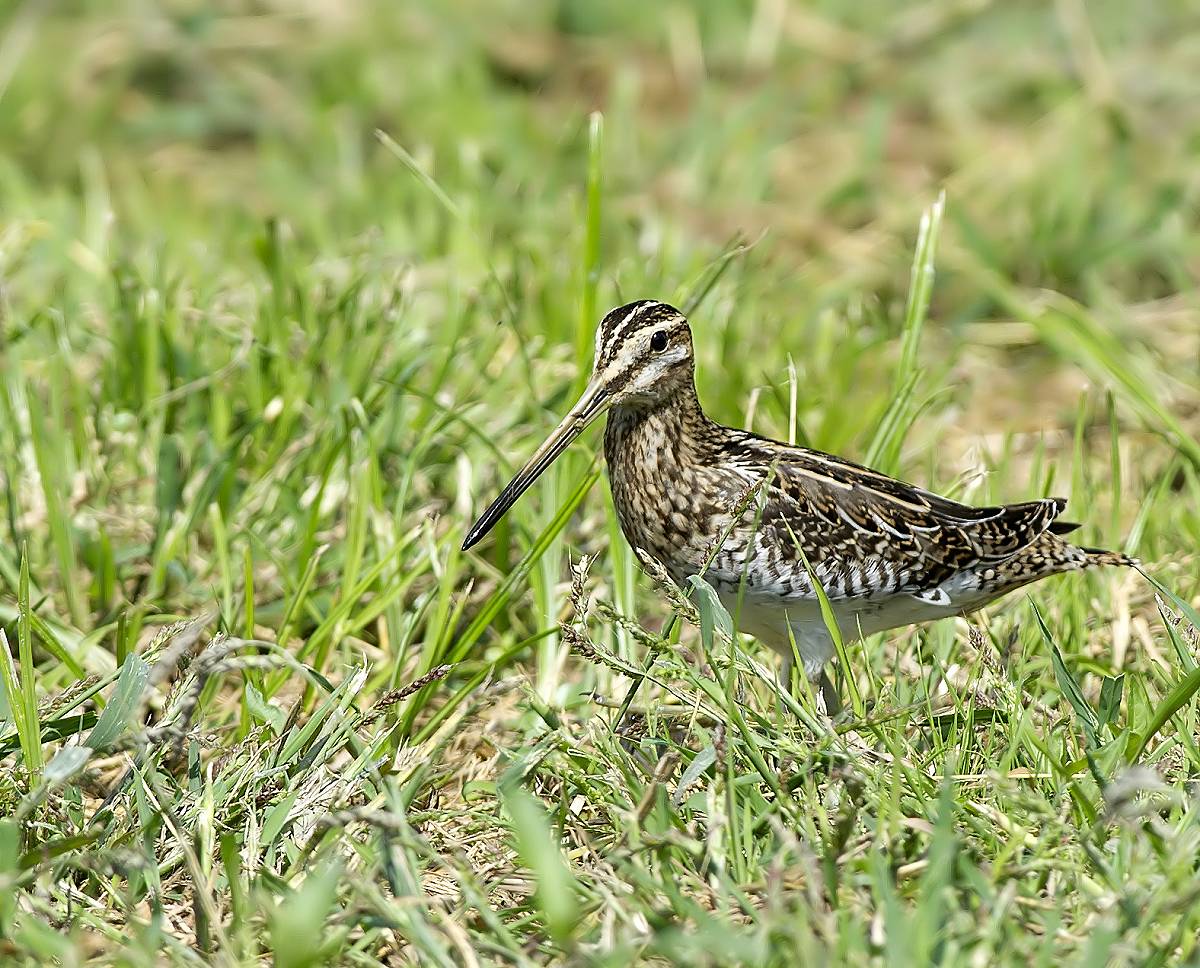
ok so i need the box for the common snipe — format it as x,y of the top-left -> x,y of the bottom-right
463,300 -> 1134,707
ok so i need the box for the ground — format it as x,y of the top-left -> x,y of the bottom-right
1,1 -> 1199,965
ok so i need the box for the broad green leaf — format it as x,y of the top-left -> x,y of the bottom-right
245,681 -> 286,733
672,744 -> 717,807
1098,675 -> 1124,730
269,862 -> 343,968
1033,602 -> 1098,748
261,789 -> 303,849
686,576 -> 733,651
85,654 -> 150,752
44,745 -> 92,784
501,781 -> 580,945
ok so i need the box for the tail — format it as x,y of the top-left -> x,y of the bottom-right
948,536 -> 1138,616
1076,545 -> 1140,569
987,536 -> 1137,598
1032,507 -> 1137,568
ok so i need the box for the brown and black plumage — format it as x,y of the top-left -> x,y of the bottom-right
463,300 -> 1134,704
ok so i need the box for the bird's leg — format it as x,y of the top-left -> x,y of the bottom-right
779,652 -> 794,697
817,669 -> 842,717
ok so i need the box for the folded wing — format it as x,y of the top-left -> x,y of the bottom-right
724,438 -> 1068,600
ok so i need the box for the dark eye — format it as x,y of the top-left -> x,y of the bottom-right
650,330 -> 669,352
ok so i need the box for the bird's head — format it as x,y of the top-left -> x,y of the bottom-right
590,299 -> 695,406
461,300 -> 694,550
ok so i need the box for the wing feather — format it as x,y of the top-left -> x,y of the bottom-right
721,434 -> 1067,596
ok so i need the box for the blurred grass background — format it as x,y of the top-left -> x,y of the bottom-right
1,0 -> 1199,964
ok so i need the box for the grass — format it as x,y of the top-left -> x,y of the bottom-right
1,0 -> 1199,964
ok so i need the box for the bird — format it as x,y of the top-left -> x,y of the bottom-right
461,299 -> 1134,711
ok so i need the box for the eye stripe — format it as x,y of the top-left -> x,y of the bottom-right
595,301 -> 687,367
607,301 -> 655,344
600,300 -> 652,340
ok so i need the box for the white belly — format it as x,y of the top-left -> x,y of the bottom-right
717,587 -> 963,678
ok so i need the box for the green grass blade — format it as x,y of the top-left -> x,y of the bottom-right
576,111 -> 604,390
16,551 -> 41,775
1032,601 -> 1099,749
897,191 -> 945,383
1129,666 -> 1200,764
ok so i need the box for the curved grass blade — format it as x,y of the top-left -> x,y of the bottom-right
1129,665 -> 1200,763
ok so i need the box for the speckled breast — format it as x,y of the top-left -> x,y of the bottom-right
603,402 -> 753,591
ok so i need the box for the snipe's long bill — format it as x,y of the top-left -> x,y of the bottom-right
463,300 -> 1134,695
